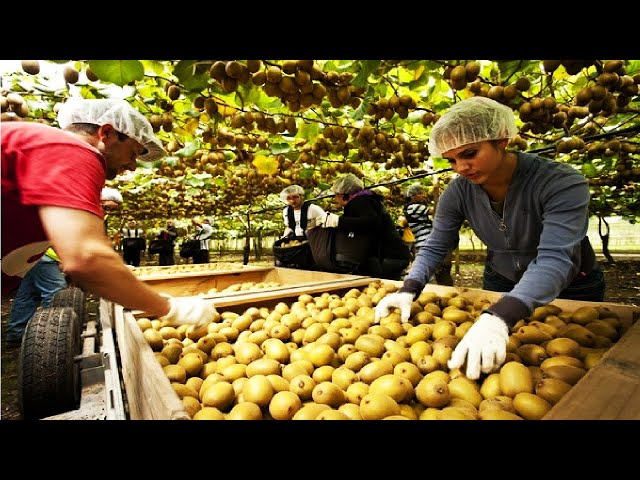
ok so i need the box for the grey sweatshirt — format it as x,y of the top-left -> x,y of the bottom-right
400,151 -> 595,327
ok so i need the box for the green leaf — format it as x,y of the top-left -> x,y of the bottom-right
186,176 -> 205,187
252,155 -> 279,175
323,61 -> 339,72
397,68 -> 415,83
175,140 -> 200,157
352,60 -> 381,88
299,168 -> 315,179
136,85 -> 153,98
173,60 -> 210,92
214,177 -> 227,187
581,162 -> 597,177
432,157 -> 451,170
298,122 -> 320,141
137,159 -> 162,169
140,60 -> 166,76
351,99 -> 366,120
236,83 -> 262,105
270,143 -> 291,154
88,60 -> 144,87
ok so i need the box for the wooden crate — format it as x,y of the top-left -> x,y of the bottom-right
111,300 -> 190,420
135,266 -> 372,300
132,263 -> 254,280
109,278 -> 380,419
543,320 -> 640,420
110,281 -> 640,420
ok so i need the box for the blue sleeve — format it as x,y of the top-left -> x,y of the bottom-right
401,183 -> 465,295
488,172 -> 591,325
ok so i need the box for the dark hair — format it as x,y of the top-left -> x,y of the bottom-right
62,122 -> 130,143
63,122 -> 99,135
115,131 -> 129,142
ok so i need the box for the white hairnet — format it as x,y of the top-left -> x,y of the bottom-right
332,173 -> 364,195
428,96 -> 518,158
280,184 -> 305,203
57,98 -> 165,161
405,182 -> 425,198
100,187 -> 123,203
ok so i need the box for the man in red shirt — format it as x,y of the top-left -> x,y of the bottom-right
2,98 -> 217,328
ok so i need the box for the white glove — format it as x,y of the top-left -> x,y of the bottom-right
374,292 -> 415,324
448,313 -> 509,380
158,296 -> 218,327
322,213 -> 340,228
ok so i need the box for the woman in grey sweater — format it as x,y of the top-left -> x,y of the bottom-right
376,96 -> 605,380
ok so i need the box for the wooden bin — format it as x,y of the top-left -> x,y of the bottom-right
110,277 -> 378,420
110,282 -> 640,420
132,262 -> 249,278
135,266 -> 372,299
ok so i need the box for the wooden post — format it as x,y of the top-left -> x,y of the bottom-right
243,212 -> 251,265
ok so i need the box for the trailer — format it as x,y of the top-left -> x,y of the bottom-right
23,270 -> 640,420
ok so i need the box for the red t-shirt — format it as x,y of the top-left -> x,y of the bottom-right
2,122 -> 107,294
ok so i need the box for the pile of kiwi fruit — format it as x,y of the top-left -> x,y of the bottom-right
137,280 -> 625,420
206,281 -> 282,294
132,263 -> 245,277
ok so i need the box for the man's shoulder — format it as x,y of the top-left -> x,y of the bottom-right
4,121 -> 92,150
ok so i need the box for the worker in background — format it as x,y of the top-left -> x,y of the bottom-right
121,219 -> 145,267
320,173 -> 411,280
156,220 -> 178,266
5,247 -> 67,346
192,218 -> 213,264
404,182 -> 453,285
280,184 -> 326,238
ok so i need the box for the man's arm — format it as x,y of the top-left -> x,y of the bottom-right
39,206 -> 171,317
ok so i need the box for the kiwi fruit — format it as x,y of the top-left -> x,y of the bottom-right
63,66 -> 79,84
21,60 -> 40,75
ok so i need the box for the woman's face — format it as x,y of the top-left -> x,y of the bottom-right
334,193 -> 348,207
442,139 -> 508,185
286,194 -> 303,209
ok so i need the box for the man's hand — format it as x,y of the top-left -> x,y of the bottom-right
159,296 -> 218,327
447,313 -> 509,380
322,213 -> 340,228
374,292 -> 415,323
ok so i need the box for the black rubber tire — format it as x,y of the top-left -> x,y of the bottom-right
18,307 -> 81,420
51,286 -> 86,325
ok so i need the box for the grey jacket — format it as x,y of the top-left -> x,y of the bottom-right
401,151 -> 595,326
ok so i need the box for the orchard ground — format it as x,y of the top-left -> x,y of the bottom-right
2,251 -> 639,420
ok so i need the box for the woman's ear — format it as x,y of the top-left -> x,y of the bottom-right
497,138 -> 509,150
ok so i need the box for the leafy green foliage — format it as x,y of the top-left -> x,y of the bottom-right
88,60 -> 144,86
2,58 -> 638,239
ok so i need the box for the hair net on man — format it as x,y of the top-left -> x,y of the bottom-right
332,173 -> 364,195
428,96 -> 518,158
57,98 -> 166,161
100,186 -> 123,203
280,184 -> 305,203
405,182 -> 426,198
